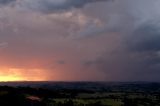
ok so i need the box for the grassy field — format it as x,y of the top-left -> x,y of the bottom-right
53,98 -> 123,106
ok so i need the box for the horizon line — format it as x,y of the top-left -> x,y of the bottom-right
0,80 -> 160,83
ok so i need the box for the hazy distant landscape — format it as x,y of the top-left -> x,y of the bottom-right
0,82 -> 160,106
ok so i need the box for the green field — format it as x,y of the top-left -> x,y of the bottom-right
52,98 -> 123,106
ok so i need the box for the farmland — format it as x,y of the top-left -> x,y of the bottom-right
0,82 -> 160,106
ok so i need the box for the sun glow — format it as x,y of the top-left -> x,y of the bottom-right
0,68 -> 48,82
0,68 -> 23,81
0,76 -> 23,82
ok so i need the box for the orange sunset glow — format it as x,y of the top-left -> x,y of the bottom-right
0,68 -> 48,81
0,76 -> 22,82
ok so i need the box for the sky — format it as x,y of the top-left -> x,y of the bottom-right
0,0 -> 160,81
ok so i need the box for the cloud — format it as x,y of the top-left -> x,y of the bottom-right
57,60 -> 65,64
0,0 -> 15,5
80,0 -> 160,81
0,42 -> 8,49
15,0 -> 108,13
127,23 -> 160,52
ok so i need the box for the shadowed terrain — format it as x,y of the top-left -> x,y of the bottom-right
0,82 -> 160,106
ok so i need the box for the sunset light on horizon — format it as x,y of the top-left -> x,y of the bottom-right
0,68 -> 48,81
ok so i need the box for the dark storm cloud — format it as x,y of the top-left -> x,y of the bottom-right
127,23 -> 160,52
81,0 -> 160,81
17,0 -> 108,13
57,60 -> 65,64
83,50 -> 160,81
0,0 -> 15,5
93,24 -> 160,81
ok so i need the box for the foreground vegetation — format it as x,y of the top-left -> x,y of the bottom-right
0,82 -> 160,106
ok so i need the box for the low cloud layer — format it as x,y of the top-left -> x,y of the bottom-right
0,0 -> 107,13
